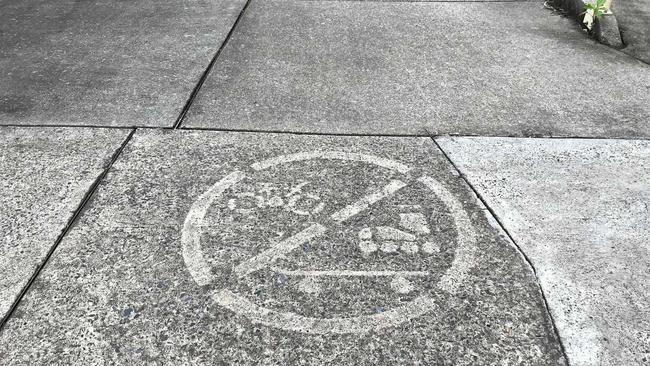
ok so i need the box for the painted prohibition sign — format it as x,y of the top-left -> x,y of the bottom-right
181,151 -> 477,334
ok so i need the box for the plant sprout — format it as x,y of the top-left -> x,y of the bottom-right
582,0 -> 612,30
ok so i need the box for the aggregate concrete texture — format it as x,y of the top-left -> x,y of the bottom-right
0,130 -> 565,365
0,127 -> 130,323
437,136 -> 650,365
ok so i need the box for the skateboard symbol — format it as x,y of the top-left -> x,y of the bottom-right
181,151 -> 477,334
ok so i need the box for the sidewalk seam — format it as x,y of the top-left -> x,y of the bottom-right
0,123 -> 138,130
314,0 -> 541,2
179,126 -> 430,137
427,131 -> 571,365
0,128 -> 136,332
172,0 -> 253,129
181,126 -> 650,140
1,124 -> 648,141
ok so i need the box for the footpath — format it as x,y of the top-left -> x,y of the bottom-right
0,0 -> 648,365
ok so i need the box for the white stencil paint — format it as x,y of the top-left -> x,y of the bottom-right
234,223 -> 327,278
181,152 -> 478,334
182,170 -> 246,286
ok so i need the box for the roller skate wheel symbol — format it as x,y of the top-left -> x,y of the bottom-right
357,212 -> 438,255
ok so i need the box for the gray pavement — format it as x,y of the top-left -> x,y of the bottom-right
1,0 -> 649,364
437,137 -> 650,365
0,130 -> 564,364
182,0 -> 649,138
0,127 -> 129,322
614,0 -> 650,63
0,0 -> 246,127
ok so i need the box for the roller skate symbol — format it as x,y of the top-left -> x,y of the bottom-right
269,207 -> 439,296
354,211 -> 440,294
357,211 -> 440,255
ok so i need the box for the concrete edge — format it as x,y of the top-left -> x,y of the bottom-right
548,0 -> 624,48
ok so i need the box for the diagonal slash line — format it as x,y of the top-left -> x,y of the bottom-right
234,180 -> 408,278
330,180 -> 407,223
234,223 -> 327,278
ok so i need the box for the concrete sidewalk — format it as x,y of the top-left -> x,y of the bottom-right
614,0 -> 650,63
0,0 -> 648,365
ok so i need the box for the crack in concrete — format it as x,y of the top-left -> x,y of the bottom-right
426,129 -> 571,365
172,0 -> 254,129
0,128 -> 137,332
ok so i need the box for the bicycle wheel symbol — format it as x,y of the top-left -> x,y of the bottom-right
181,151 -> 477,334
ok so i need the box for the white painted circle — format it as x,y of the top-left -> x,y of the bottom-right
181,151 -> 477,334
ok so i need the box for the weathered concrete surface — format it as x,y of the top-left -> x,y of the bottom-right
613,0 -> 650,63
0,127 -> 129,323
0,0 -> 246,127
0,130 -> 564,365
183,0 -> 650,138
307,0 -> 542,2
437,137 -> 650,365
594,14 -> 624,49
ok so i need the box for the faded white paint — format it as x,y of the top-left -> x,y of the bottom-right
401,241 -> 419,254
380,241 -> 399,253
271,267 -> 429,277
330,180 -> 407,222
418,176 -> 477,294
374,226 -> 416,241
234,223 -> 328,278
235,179 -> 407,278
390,276 -> 414,294
422,241 -> 441,254
297,277 -> 321,295
213,289 -> 441,335
358,227 -> 373,240
358,240 -> 378,254
182,170 -> 246,286
181,151 -> 479,334
399,212 -> 431,234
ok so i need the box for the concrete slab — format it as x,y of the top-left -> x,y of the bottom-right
307,0 -> 542,2
0,130 -> 565,365
0,0 -> 246,127
182,0 -> 650,138
437,137 -> 650,365
0,127 -> 130,322
613,0 -> 650,63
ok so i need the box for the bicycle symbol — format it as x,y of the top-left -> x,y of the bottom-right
227,181 -> 325,216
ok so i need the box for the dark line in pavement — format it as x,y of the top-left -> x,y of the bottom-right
426,129 -> 570,364
1,123 -> 647,141
171,0 -> 253,130
0,129 -> 136,332
0,123 -> 137,130
178,126 -> 430,137
604,42 -> 650,67
179,126 -> 650,140
433,133 -> 650,141
317,0 -> 540,2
